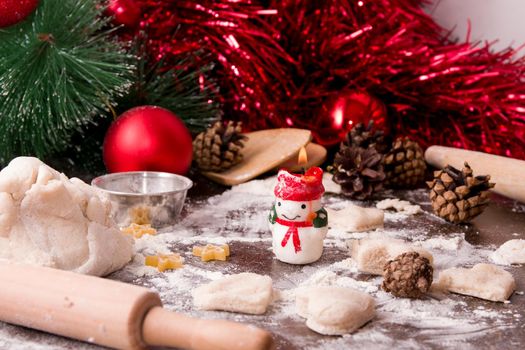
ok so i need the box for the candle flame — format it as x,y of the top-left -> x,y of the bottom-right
298,146 -> 308,165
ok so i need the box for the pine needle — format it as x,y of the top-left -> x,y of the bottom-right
0,0 -> 134,164
118,39 -> 222,132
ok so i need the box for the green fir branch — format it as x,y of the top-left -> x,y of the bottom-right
118,40 -> 222,133
0,0 -> 134,164
50,37 -> 222,176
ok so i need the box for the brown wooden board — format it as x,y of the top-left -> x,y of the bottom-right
202,128 -> 312,186
0,180 -> 523,350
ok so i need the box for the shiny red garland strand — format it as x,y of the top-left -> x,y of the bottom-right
110,0 -> 525,159
113,0 -> 294,130
267,0 -> 525,158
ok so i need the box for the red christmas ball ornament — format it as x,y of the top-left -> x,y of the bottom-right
312,91 -> 389,147
103,106 -> 193,175
106,0 -> 141,29
0,0 -> 39,28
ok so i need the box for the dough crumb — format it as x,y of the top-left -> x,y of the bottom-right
376,198 -> 422,215
193,272 -> 273,314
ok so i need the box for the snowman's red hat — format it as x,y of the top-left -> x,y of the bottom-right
274,167 -> 325,201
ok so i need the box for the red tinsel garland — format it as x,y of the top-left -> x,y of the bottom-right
116,0 -> 294,130
111,0 -> 525,159
267,0 -> 525,158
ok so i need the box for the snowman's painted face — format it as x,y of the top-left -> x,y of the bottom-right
275,198 -> 322,222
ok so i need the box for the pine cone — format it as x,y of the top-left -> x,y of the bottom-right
345,121 -> 390,153
382,252 -> 433,298
383,137 -> 426,188
193,121 -> 247,172
332,145 -> 385,200
426,162 -> 495,223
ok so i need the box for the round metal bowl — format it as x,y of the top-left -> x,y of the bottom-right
91,171 -> 192,229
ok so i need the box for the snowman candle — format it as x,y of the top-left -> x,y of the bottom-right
269,166 -> 328,264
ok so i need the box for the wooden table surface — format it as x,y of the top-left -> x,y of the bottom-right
0,174 -> 523,350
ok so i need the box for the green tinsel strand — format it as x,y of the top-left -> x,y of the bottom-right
0,0 -> 134,164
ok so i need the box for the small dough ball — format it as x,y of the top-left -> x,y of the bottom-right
351,238 -> 433,275
491,239 -> 525,265
296,286 -> 375,335
193,272 -> 273,315
437,263 -> 515,302
327,204 -> 383,232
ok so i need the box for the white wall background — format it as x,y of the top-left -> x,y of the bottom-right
426,0 -> 525,52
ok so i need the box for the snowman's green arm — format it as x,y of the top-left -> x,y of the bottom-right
313,208 -> 328,228
269,205 -> 277,224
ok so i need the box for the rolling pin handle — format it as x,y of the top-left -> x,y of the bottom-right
142,306 -> 274,350
425,145 -> 525,203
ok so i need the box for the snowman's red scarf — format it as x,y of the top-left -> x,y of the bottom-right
275,218 -> 313,253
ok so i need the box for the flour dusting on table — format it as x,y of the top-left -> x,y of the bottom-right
0,178 -> 522,350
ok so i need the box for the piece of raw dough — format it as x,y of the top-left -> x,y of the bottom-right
296,286 -> 375,335
351,238 -> 433,275
193,272 -> 273,315
437,263 -> 515,302
0,157 -> 133,276
376,198 -> 422,215
491,239 -> 525,265
326,204 -> 383,232
322,173 -> 341,194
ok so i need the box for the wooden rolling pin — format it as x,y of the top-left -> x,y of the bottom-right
0,262 -> 273,350
425,145 -> 525,203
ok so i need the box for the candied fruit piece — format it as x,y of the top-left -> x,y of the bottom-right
192,244 -> 230,262
130,206 -> 151,225
145,255 -> 159,267
145,254 -> 183,272
121,223 -> 157,238
158,255 -> 184,272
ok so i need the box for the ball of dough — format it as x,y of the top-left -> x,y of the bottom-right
296,286 -> 375,335
0,157 -> 133,276
193,272 -> 273,315
491,239 -> 525,265
437,263 -> 515,302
